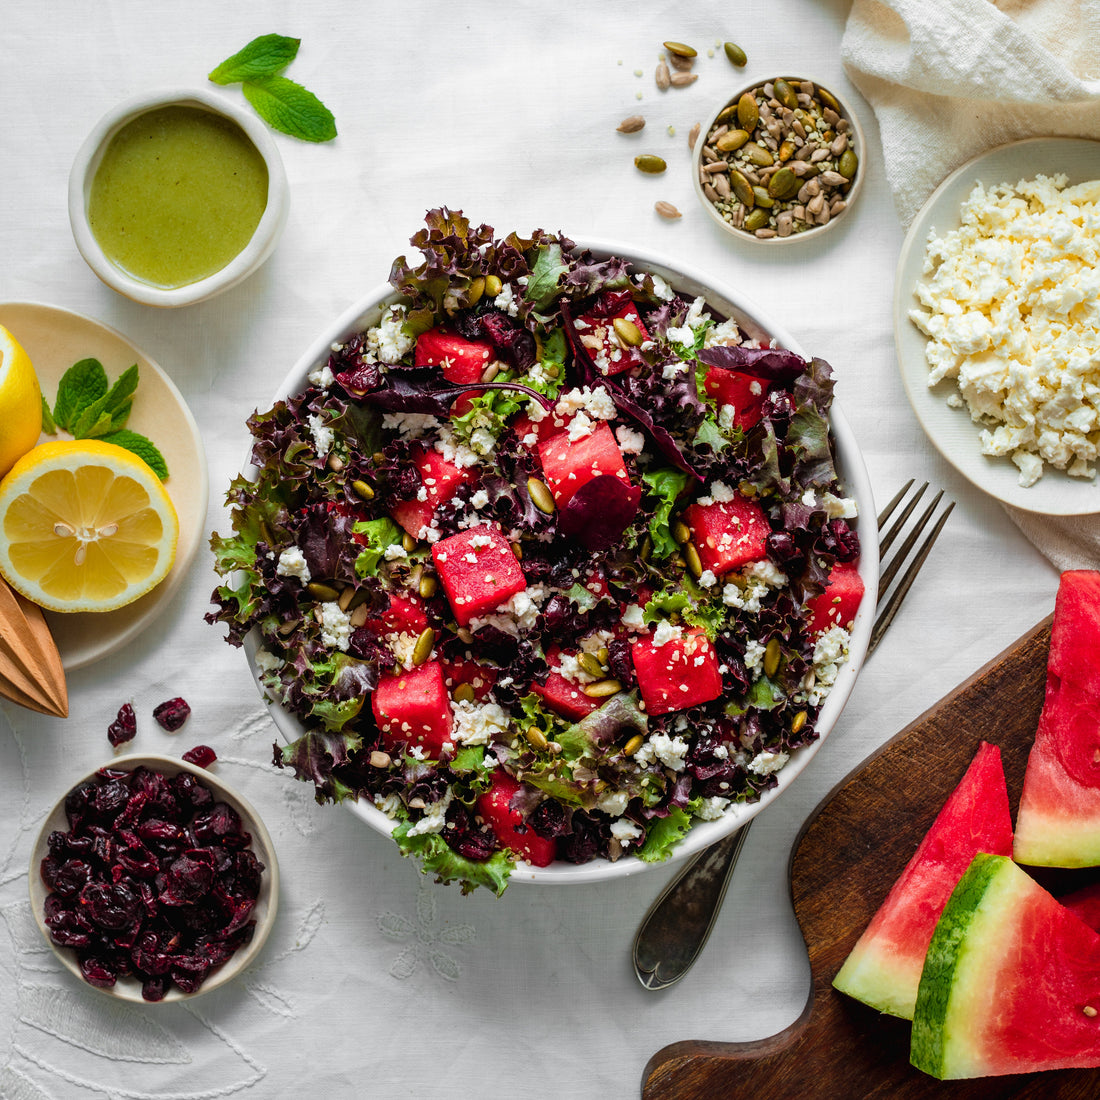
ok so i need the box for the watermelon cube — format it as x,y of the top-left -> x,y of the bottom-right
530,649 -> 601,720
804,559 -> 865,635
431,524 -> 526,626
477,770 -> 556,866
414,327 -> 495,384
366,592 -> 428,637
703,366 -> 769,431
511,410 -> 558,447
372,660 -> 453,757
538,421 -> 631,509
441,655 -> 498,702
390,447 -> 475,539
576,295 -> 650,376
832,741 -> 1013,1020
684,493 -> 770,576
631,628 -> 723,716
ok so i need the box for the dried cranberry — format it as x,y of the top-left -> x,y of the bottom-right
80,954 -> 118,988
107,703 -> 137,748
153,698 -> 191,732
141,976 -> 167,1001
182,745 -> 217,768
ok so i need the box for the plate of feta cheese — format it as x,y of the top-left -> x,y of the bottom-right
894,137 -> 1100,514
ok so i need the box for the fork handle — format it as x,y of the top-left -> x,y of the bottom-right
632,821 -> 753,989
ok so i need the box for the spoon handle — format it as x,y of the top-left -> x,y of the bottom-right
632,821 -> 753,990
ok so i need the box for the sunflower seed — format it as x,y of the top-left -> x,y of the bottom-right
655,201 -> 682,220
617,115 -> 646,133
669,72 -> 698,87
656,61 -> 671,90
688,122 -> 700,149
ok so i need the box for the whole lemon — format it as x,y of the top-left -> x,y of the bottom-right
0,325 -> 42,478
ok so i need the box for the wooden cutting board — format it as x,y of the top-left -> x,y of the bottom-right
642,617 -> 1100,1100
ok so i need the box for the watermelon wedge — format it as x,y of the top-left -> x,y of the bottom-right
832,741 -> 1012,1019
911,853 -> 1100,1079
1014,569 -> 1100,868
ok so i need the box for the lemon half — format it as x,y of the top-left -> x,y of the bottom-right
0,324 -> 43,478
0,440 -> 178,613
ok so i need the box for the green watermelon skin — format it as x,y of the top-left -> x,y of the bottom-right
832,741 -> 1012,1019
1015,570 -> 1100,868
911,853 -> 1100,1079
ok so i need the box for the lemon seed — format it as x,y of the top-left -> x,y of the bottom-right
481,361 -> 500,383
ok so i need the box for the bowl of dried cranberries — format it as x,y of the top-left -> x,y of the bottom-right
30,754 -> 279,1003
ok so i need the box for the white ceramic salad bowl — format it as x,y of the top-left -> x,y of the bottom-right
244,239 -> 878,886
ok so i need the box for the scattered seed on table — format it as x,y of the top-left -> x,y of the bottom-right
655,201 -> 682,219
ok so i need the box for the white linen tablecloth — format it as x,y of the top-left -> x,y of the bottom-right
0,2 -> 1060,1098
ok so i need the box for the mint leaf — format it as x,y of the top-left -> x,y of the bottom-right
40,396 -> 57,435
75,410 -> 115,439
242,75 -> 336,142
101,364 -> 139,429
99,430 -> 169,480
53,358 -> 107,432
209,34 -> 300,85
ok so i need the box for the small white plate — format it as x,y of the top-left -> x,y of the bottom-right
29,753 -> 279,1003
0,303 -> 208,668
894,137 -> 1100,515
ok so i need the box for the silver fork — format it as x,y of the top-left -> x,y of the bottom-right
632,480 -> 954,990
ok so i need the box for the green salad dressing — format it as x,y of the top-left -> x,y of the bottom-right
88,105 -> 268,289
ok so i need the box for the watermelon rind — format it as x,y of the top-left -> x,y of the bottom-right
911,853 -> 1100,1080
832,742 -> 1012,1020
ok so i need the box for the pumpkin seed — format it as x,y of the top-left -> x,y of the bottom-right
817,86 -> 841,113
744,207 -> 771,232
773,78 -> 798,109
839,148 -> 859,180
583,678 -> 622,698
307,582 -> 340,602
635,154 -> 667,174
768,167 -> 800,201
716,105 -> 739,125
743,142 -> 774,167
623,734 -> 645,757
613,316 -> 643,346
453,682 -> 476,704
617,114 -> 646,133
729,169 -> 755,206
664,40 -> 697,57
528,477 -> 556,514
672,519 -> 691,545
338,586 -> 355,612
485,274 -> 502,297
372,451 -> 386,465
467,276 -> 485,306
684,541 -> 703,578
655,200 -> 682,220
525,726 -> 549,752
752,186 -> 775,209
418,574 -> 437,599
411,627 -> 435,667
723,41 -> 747,66
597,647 -> 610,666
716,129 -> 750,153
640,534 -> 653,563
764,637 -> 781,678
791,709 -> 808,735
778,139 -> 797,162
351,479 -> 375,501
578,652 -> 606,679
278,618 -> 299,635
456,627 -> 474,644
737,92 -> 759,132
402,532 -> 416,553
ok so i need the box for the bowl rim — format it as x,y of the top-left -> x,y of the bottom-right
68,86 -> 289,308
691,74 -> 866,246
29,752 -> 280,1001
245,236 -> 879,885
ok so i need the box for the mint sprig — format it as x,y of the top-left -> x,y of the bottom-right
209,34 -> 337,143
46,359 -> 169,480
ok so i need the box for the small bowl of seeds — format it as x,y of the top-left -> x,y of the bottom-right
693,76 -> 864,243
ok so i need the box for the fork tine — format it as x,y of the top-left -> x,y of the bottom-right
875,478 -> 915,528
869,500 -> 954,654
877,481 -> 928,557
878,489 -> 945,592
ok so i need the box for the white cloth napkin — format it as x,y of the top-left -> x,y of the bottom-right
841,0 -> 1100,569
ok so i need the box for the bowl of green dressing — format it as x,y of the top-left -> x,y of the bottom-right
69,88 -> 289,307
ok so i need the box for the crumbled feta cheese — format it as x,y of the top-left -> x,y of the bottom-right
749,750 -> 790,776
368,305 -> 415,363
635,732 -> 690,771
383,411 -> 440,437
651,620 -> 681,647
384,543 -> 408,561
621,603 -> 646,630
822,493 -> 858,520
555,386 -> 617,421
319,601 -> 353,651
698,569 -> 718,588
308,364 -> 335,388
471,489 -> 490,509
406,789 -> 454,836
695,796 -> 731,821
709,481 -> 736,503
610,818 -> 643,842
615,425 -> 646,454
494,282 -> 520,317
451,700 -> 510,746
307,413 -> 334,457
597,789 -> 630,817
433,423 -> 480,468
254,648 -> 284,676
276,547 -> 311,584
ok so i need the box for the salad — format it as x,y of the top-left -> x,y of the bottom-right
207,210 -> 864,895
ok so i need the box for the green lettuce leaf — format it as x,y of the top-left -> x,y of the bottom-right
637,808 -> 693,862
641,466 -> 690,559
354,517 -> 403,577
393,823 -> 513,896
